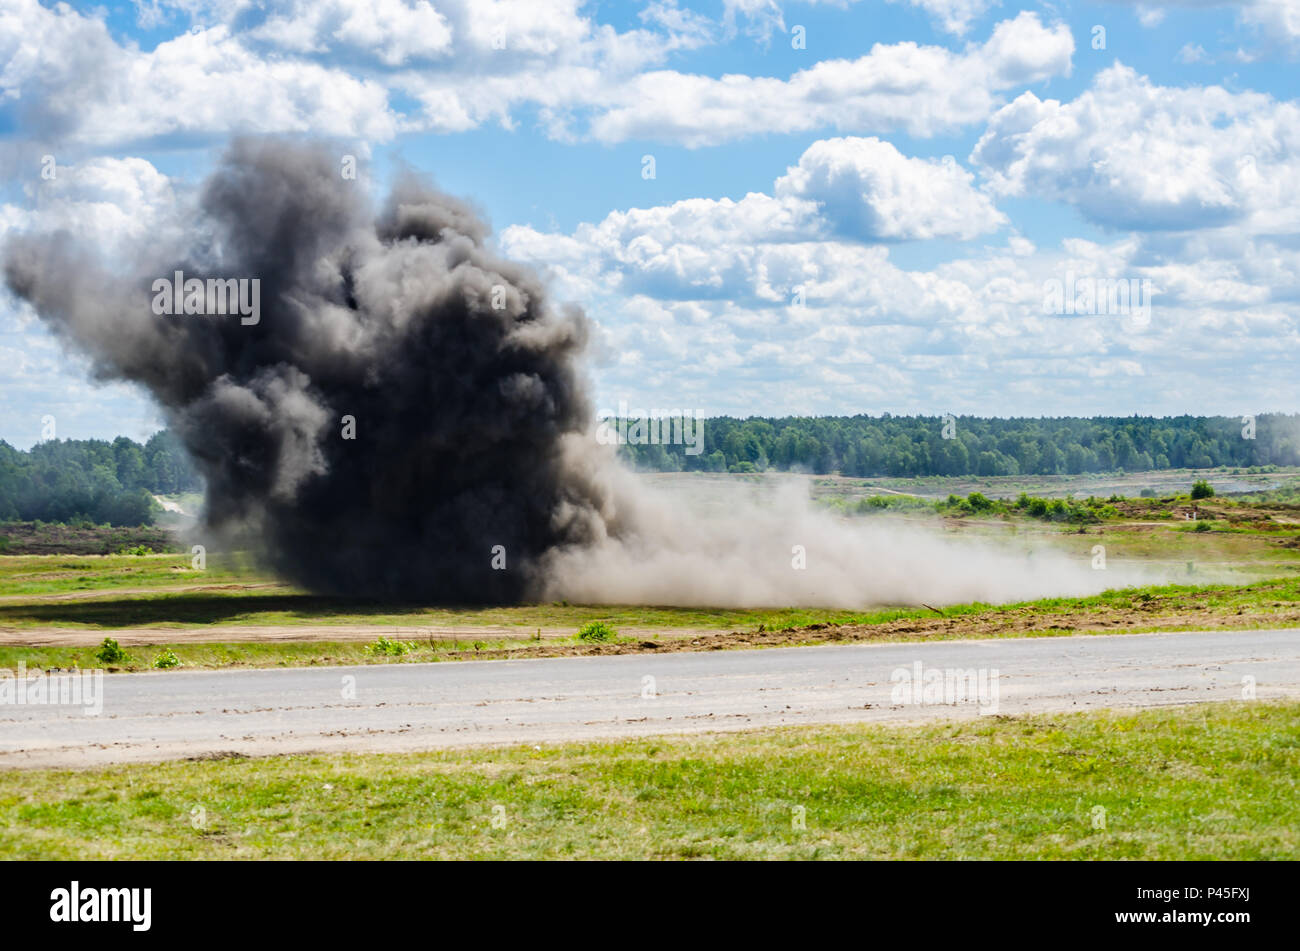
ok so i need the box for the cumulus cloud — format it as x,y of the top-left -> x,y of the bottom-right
1,2 -> 1075,151
495,115 -> 1300,420
0,0 -> 398,146
506,220 -> 1300,419
501,135 -> 1004,310
774,137 -> 1007,240
0,156 -> 181,257
972,64 -> 1300,233
0,0 -> 708,149
586,12 -> 1073,145
245,0 -> 454,65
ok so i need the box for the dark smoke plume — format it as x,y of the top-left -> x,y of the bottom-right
4,138 -> 1168,610
4,139 -> 620,602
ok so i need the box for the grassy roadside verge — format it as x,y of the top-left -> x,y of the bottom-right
1,701 -> 1294,859
3,577 -> 1299,672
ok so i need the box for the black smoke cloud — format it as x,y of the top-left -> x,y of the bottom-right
4,139 -> 621,602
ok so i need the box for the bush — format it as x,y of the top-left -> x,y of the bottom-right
364,636 -> 417,656
1194,520 -> 1212,532
577,621 -> 617,643
116,545 -> 153,556
1191,479 -> 1215,499
152,649 -> 181,669
94,637 -> 129,665
1139,488 -> 1156,498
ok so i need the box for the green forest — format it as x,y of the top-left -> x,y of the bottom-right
615,413 -> 1300,476
2,414 -> 1298,527
0,431 -> 200,526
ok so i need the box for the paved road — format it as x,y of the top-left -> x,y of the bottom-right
3,629 -> 1297,768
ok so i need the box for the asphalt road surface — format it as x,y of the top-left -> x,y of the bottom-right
3,629 -> 1298,768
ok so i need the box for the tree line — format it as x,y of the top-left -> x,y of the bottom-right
0,431 -> 201,526
616,414 -> 1300,477
4,415 -> 1297,527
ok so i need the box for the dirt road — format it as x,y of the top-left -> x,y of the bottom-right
2,628 -> 1296,768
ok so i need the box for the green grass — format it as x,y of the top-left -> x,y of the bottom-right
0,701 -> 1295,859
0,638 -> 528,672
0,552 -> 263,597
3,577 -> 1300,673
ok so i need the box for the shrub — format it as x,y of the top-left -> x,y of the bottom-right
1194,520 -> 1212,532
152,649 -> 181,669
577,621 -> 617,643
1191,479 -> 1215,500
364,636 -> 417,656
95,637 -> 129,665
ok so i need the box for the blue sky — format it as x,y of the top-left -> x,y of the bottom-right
2,0 -> 1299,448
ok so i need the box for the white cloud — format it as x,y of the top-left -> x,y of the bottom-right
972,64 -> 1300,233
751,0 -> 998,38
2,2 -> 1075,152
247,0 -> 454,65
722,0 -> 786,43
891,0 -> 999,36
1242,0 -> 1300,42
0,156 -> 181,259
773,137 -> 1007,240
1135,6 -> 1166,27
587,12 -> 1073,145
0,1 -> 398,146
500,137 -> 1004,308
495,118 -> 1300,418
1176,42 -> 1211,63
0,0 -> 707,149
1125,0 -> 1300,46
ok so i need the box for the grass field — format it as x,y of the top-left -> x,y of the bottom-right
1,700 -> 1294,859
